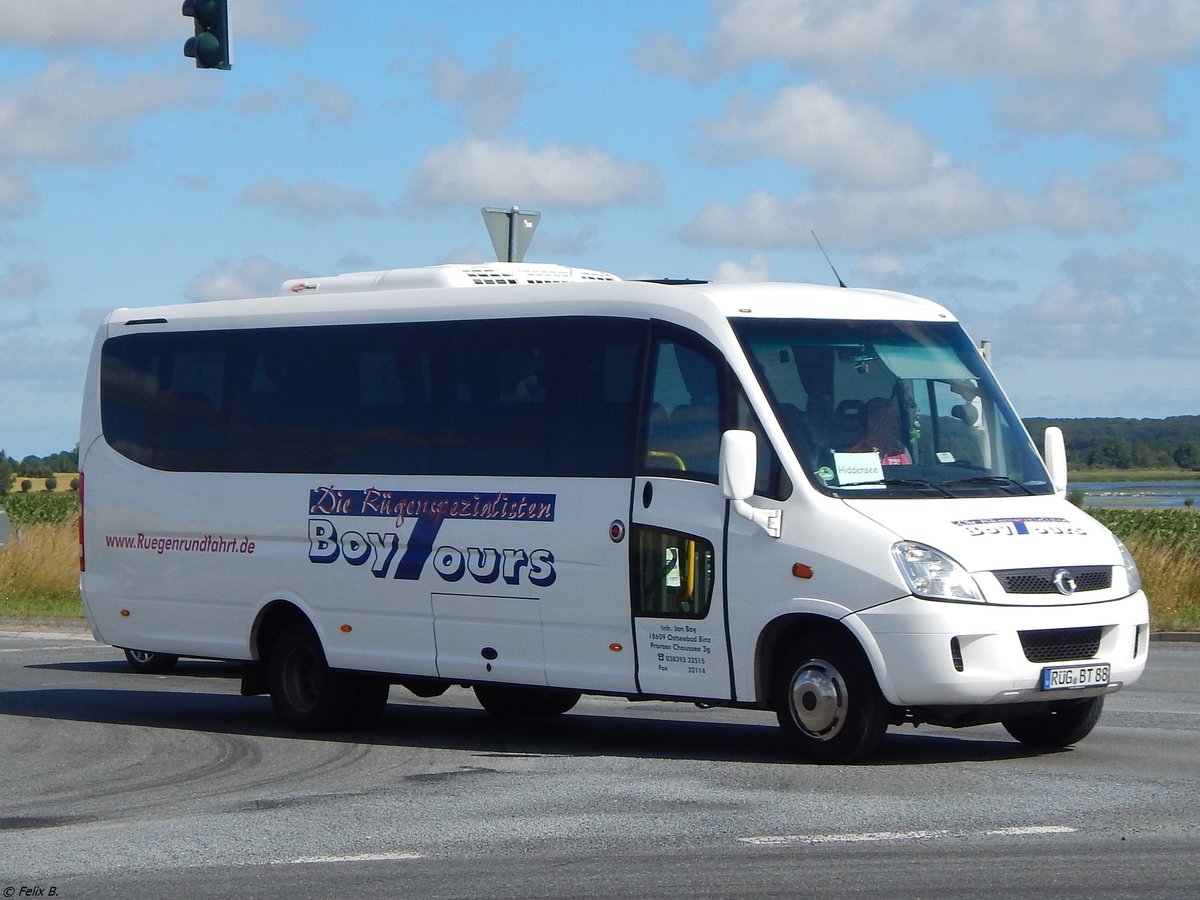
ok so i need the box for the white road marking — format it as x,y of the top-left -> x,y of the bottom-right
985,825 -> 1077,836
740,824 -> 1076,846
274,851 -> 426,865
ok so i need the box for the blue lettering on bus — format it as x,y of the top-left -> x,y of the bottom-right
306,487 -> 557,586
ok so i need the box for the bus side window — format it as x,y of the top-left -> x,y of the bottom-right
642,335 -> 722,481
632,526 -> 714,619
735,389 -> 791,500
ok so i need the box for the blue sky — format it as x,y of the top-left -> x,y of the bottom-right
3,0 -> 1200,457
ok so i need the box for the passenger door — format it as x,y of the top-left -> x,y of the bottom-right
630,328 -> 734,700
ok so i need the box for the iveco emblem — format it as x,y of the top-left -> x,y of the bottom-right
1052,568 -> 1078,595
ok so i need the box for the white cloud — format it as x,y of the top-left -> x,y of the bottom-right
962,249 -> 1200,360
0,260 -> 50,299
0,61 -> 198,164
0,333 -> 90,395
682,164 -> 1131,252
229,75 -> 357,132
994,355 -> 1200,419
853,253 -> 910,283
1098,150 -> 1186,190
709,0 -> 1200,82
693,1 -> 1200,139
413,139 -> 660,208
704,83 -> 942,188
0,0 -> 308,48
0,1 -> 183,48
240,178 -> 384,219
710,254 -> 771,282
1035,177 -> 1133,232
288,75 -> 358,128
0,170 -> 34,217
630,29 -> 707,81
184,256 -> 301,302
427,41 -> 533,136
999,78 -> 1170,139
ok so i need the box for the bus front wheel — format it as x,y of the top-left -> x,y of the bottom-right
773,633 -> 889,764
268,622 -> 388,731
1002,696 -> 1104,748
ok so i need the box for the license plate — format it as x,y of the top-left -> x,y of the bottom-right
1041,663 -> 1110,691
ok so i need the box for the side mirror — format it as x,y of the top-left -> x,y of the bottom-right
720,430 -> 781,538
719,429 -> 757,501
1044,426 -> 1068,497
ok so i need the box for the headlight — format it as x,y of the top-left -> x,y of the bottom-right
1115,536 -> 1142,593
892,541 -> 985,603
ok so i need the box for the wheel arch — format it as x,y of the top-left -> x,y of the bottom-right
249,598 -> 316,665
241,598 -> 318,696
754,611 -> 895,708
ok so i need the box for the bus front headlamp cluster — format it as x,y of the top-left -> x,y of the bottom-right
1115,536 -> 1142,594
892,541 -> 985,603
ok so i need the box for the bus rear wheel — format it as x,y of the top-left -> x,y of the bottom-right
1002,696 -> 1104,748
268,622 -> 388,731
774,633 -> 889,764
474,684 -> 581,718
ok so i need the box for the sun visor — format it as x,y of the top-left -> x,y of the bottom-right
874,342 -> 975,380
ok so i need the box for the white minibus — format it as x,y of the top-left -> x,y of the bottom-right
78,262 -> 1148,762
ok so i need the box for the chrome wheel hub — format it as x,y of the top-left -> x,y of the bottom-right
787,659 -> 847,741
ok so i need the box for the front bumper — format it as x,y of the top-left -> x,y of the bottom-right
849,590 -> 1150,708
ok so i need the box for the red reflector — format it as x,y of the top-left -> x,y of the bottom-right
791,563 -> 814,579
340,624 -> 352,633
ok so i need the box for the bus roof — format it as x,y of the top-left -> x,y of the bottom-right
103,263 -> 955,335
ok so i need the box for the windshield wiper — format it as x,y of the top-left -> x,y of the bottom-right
878,477 -> 955,497
943,475 -> 1035,495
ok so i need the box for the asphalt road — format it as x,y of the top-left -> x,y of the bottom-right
1,628 -> 1197,899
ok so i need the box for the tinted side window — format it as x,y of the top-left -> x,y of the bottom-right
642,332 -> 723,482
100,317 -> 646,477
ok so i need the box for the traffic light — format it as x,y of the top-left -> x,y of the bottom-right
183,0 -> 231,70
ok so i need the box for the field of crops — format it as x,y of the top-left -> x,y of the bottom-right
1091,508 -> 1200,632
2,491 -> 79,526
0,494 -> 81,618
2,494 -> 1198,630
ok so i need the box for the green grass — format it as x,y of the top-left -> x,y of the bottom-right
1,491 -> 78,525
1092,508 -> 1200,632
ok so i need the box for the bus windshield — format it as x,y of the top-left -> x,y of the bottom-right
732,318 -> 1054,498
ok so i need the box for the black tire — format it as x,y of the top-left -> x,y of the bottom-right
267,622 -> 388,731
123,648 -> 180,674
773,632 -> 889,764
1002,696 -> 1104,748
474,684 -> 581,719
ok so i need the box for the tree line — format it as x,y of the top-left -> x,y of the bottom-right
0,447 -> 80,495
1024,416 -> 1200,471
4,416 -> 1200,490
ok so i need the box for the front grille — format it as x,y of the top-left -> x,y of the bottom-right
1019,626 -> 1103,663
995,567 -> 1111,594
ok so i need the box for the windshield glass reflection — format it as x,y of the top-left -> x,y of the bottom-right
732,318 -> 1053,499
